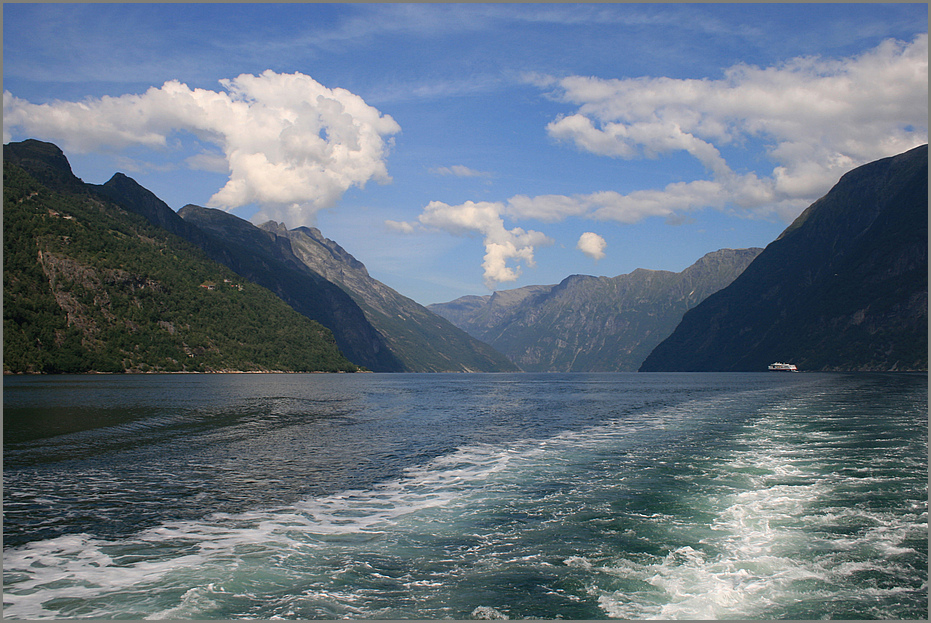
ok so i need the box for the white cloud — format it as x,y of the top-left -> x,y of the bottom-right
3,70 -> 401,227
417,35 -> 926,282
430,164 -> 493,178
540,33 -> 928,222
416,200 -> 552,288
577,232 -> 606,261
505,194 -> 592,222
384,219 -> 416,234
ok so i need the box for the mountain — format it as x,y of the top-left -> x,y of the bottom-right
92,164 -> 517,372
257,221 -> 520,373
433,285 -> 556,334
89,171 -> 402,372
8,140 -> 517,373
640,144 -> 928,372
94,171 -> 212,246
173,205 -> 404,372
179,207 -> 516,372
2,139 -> 88,194
429,248 -> 762,372
3,141 -> 359,374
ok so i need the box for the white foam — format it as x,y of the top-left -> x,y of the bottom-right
6,379 -> 924,620
593,392 -> 928,620
1,392 -> 689,620
2,434 -> 542,618
145,584 -> 226,620
471,605 -> 510,619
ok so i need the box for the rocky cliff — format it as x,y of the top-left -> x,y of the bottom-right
257,222 -> 519,372
640,144 -> 928,372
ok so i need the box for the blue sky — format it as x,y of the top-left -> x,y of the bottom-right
4,3 -> 927,304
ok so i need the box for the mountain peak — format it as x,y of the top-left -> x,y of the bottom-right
641,144 -> 928,372
258,220 -> 290,236
3,139 -> 85,193
430,248 -> 760,372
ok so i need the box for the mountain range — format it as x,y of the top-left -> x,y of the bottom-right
177,205 -> 517,372
429,248 -> 762,372
4,139 -> 516,373
640,144 -> 928,372
4,139 -> 926,374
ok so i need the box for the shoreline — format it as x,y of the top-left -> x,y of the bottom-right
3,369 -> 373,375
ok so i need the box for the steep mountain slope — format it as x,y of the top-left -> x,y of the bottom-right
10,140 -> 516,373
3,142 -> 358,374
74,164 -> 393,371
94,171 -> 212,247
174,205 -> 403,372
175,209 -> 516,372
640,144 -> 928,372
430,248 -> 761,371
256,222 -> 520,372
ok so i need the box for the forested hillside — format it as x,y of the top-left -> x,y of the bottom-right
3,144 -> 359,374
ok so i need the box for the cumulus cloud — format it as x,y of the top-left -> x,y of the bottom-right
415,200 -> 552,288
414,36 -> 926,284
577,232 -> 606,261
3,70 -> 401,226
539,33 -> 928,222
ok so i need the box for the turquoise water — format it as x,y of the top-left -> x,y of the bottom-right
3,372 -> 927,619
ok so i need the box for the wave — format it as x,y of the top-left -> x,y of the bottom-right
589,390 -> 928,620
3,375 -> 926,620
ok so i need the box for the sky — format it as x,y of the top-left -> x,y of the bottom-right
3,3 -> 928,305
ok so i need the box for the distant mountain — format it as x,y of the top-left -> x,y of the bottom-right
256,222 -> 520,372
640,144 -> 928,372
430,248 -> 762,372
433,285 -> 556,335
3,141 -> 359,374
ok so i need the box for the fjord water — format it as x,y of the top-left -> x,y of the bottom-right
3,372 -> 927,620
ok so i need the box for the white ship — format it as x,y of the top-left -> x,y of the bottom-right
768,362 -> 798,371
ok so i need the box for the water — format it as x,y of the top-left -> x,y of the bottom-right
3,372 -> 927,620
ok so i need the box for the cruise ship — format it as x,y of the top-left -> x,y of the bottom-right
768,362 -> 798,371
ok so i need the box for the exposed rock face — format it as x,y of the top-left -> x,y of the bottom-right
178,205 -> 404,372
430,248 -> 762,372
640,144 -> 928,372
258,222 -> 520,373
